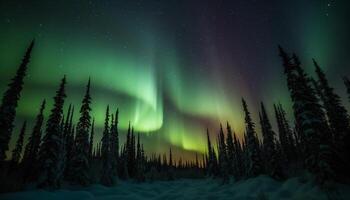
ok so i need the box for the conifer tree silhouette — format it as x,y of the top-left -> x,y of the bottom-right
259,102 -> 283,179
11,121 -> 26,166
70,78 -> 92,185
100,105 -> 114,186
0,40 -> 34,164
89,118 -> 95,160
242,98 -> 263,177
22,100 -> 45,181
37,76 -> 67,188
278,47 -> 335,184
314,60 -> 350,156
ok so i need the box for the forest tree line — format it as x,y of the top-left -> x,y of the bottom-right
0,41 -> 349,192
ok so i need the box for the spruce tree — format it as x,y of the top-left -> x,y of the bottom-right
135,134 -> 145,181
11,121 -> 26,165
259,102 -> 283,179
206,128 -> 216,176
110,109 -> 119,177
0,40 -> 34,163
278,47 -> 335,184
218,124 -> 229,183
233,133 -> 243,179
89,118 -> 95,160
66,107 -> 75,164
242,98 -> 263,177
167,148 -> 174,180
69,79 -> 92,185
314,60 -> 350,157
226,123 -> 235,176
22,100 -> 45,180
274,103 -> 296,162
344,77 -> 350,102
100,105 -> 114,186
37,76 -> 67,188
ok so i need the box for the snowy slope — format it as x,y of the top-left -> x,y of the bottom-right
1,175 -> 349,200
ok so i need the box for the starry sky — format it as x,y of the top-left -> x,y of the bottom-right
0,0 -> 349,160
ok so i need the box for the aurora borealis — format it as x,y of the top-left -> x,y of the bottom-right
0,0 -> 349,160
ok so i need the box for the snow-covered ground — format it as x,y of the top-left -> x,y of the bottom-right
1,175 -> 349,200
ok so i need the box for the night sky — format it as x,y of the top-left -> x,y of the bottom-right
1,0 -> 349,160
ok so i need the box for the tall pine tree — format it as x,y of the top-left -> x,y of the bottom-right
22,100 -> 45,180
259,102 -> 283,179
11,121 -> 26,165
314,60 -> 350,156
0,40 -> 34,163
344,77 -> 350,102
218,124 -> 229,183
100,105 -> 114,186
69,78 -> 92,185
226,122 -> 235,176
278,47 -> 335,184
110,109 -> 119,177
89,118 -> 95,160
37,76 -> 67,188
242,98 -> 263,177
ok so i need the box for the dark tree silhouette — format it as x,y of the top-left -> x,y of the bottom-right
242,98 -> 263,177
274,103 -> 295,163
233,132 -> 244,179
225,123 -> 235,176
259,102 -> 283,179
37,76 -> 67,189
0,40 -> 34,164
89,118 -> 95,160
314,60 -> 350,158
344,77 -> 350,102
206,128 -> 217,176
69,78 -> 92,185
278,47 -> 335,184
22,100 -> 45,180
218,124 -> 229,183
110,109 -> 119,177
11,121 -> 26,165
100,105 -> 114,186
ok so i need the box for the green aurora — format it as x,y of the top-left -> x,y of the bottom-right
0,0 -> 349,160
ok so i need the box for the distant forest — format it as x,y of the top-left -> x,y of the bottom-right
0,40 -> 349,193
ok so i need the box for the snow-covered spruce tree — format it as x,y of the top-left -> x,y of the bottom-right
218,124 -> 229,183
22,100 -> 45,181
110,109 -> 119,177
278,47 -> 335,184
242,98 -> 263,177
69,79 -> 92,185
0,40 -> 34,164
37,76 -> 67,189
89,118 -> 95,160
226,122 -> 235,176
11,121 -> 26,166
259,102 -> 284,180
314,60 -> 350,156
100,105 -> 114,186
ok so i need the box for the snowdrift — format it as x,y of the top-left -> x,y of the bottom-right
1,175 -> 349,200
